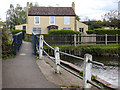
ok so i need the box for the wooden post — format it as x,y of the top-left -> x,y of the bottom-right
74,34 -> 76,46
39,35 -> 44,59
116,34 -> 118,44
54,47 -> 60,73
83,54 -> 92,89
105,34 -> 107,45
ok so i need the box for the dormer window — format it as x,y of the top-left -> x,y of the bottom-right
50,16 -> 55,25
64,16 -> 70,25
34,16 -> 40,25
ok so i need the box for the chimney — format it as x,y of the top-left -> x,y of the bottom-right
26,2 -> 29,24
72,2 -> 75,12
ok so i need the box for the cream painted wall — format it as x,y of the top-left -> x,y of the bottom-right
15,24 -> 27,30
76,21 -> 88,34
27,16 -> 76,34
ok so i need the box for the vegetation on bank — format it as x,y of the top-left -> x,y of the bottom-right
2,29 -> 27,59
44,44 -> 119,56
2,29 -> 15,59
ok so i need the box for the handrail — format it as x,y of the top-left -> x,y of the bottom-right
43,48 -> 102,89
42,49 -> 55,63
43,40 -> 55,50
43,40 -> 104,66
59,51 -> 84,61
13,32 -> 23,55
32,34 -> 104,89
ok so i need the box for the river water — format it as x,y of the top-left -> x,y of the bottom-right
61,56 -> 119,86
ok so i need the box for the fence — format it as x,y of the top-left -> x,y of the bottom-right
13,32 -> 23,55
32,33 -> 104,89
44,34 -> 120,45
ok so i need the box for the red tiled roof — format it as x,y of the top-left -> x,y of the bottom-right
28,7 -> 75,16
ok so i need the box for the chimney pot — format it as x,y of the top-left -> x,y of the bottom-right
72,2 -> 75,12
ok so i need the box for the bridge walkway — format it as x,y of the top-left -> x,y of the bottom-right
2,41 -> 59,88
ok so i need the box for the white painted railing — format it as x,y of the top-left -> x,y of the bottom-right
33,34 -> 104,89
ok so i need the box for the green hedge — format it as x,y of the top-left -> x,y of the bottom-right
48,29 -> 81,35
12,29 -> 26,39
86,30 -> 94,34
86,29 -> 120,35
12,29 -> 26,35
94,29 -> 120,35
44,44 -> 119,56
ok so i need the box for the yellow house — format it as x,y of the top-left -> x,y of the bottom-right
15,2 -> 88,34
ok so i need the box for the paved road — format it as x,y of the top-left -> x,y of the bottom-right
2,41 -> 59,88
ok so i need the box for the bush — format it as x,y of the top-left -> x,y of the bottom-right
94,29 -> 120,35
48,29 -> 81,35
12,29 -> 26,39
12,29 -> 26,35
86,30 -> 94,34
86,28 -> 120,35
2,28 -> 14,59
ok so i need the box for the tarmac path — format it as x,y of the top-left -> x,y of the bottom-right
2,41 -> 59,88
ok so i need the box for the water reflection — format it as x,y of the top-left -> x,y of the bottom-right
61,55 -> 119,86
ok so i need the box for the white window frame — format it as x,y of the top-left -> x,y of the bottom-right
34,16 -> 40,25
33,28 -> 41,34
49,16 -> 55,25
64,16 -> 70,25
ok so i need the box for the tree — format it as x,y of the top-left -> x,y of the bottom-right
76,15 -> 80,21
6,4 -> 26,30
83,20 -> 103,30
102,10 -> 119,29
0,21 -> 3,28
0,18 -> 3,28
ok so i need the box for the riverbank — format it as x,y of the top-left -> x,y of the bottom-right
44,44 -> 120,57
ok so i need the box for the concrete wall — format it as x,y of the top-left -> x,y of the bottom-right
81,34 -> 96,44
76,21 -> 88,34
27,16 -> 76,34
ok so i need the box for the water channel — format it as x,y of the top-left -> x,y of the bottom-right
61,56 -> 119,86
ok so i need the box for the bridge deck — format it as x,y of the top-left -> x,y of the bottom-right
2,41 -> 59,88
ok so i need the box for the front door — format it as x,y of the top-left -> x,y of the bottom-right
47,25 -> 58,32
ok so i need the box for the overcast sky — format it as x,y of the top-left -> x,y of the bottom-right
0,0 -> 119,21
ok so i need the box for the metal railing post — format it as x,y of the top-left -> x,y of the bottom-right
83,54 -> 92,89
105,34 -> 107,45
34,35 -> 37,55
54,47 -> 60,73
39,35 -> 44,59
14,35 -> 17,55
74,34 -> 76,46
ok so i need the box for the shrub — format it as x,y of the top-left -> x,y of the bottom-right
86,30 -> 94,34
12,29 -> 26,35
48,29 -> 81,35
12,29 -> 26,39
86,28 -> 120,35
2,28 -> 14,59
94,29 -> 120,35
